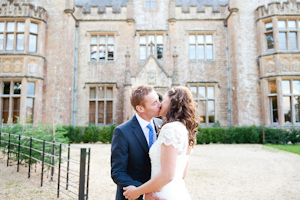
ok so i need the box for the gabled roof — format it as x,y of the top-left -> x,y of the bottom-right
133,55 -> 171,78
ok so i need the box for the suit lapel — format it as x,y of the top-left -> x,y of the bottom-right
131,115 -> 149,154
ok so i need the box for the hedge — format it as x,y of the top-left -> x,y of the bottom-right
197,126 -> 300,145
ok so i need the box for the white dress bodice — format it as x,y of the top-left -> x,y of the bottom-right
149,121 -> 191,200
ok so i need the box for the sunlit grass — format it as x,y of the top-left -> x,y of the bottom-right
265,144 -> 300,155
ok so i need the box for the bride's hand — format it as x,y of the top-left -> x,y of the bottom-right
123,185 -> 139,200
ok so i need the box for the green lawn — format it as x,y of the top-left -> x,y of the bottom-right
265,144 -> 300,155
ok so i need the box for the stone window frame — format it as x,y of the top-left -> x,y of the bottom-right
277,19 -> 299,51
0,19 -> 39,53
188,83 -> 216,126
26,82 -> 35,124
89,33 -> 115,62
145,0 -> 157,10
264,21 -> 274,51
139,33 -> 164,61
88,84 -> 115,126
188,32 -> 214,62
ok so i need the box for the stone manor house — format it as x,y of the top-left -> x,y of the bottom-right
0,0 -> 299,127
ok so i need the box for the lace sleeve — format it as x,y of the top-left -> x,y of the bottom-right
160,123 -> 183,149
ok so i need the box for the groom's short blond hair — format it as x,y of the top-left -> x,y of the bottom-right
130,85 -> 154,111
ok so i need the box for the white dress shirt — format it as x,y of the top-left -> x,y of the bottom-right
136,113 -> 157,146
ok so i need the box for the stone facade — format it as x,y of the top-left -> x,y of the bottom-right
0,0 -> 299,127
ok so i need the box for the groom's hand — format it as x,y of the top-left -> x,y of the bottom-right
145,192 -> 165,200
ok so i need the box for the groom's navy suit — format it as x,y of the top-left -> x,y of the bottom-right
111,115 -> 162,200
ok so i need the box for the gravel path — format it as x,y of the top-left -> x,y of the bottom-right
1,144 -> 300,200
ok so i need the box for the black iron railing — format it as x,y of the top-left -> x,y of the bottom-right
0,132 -> 90,200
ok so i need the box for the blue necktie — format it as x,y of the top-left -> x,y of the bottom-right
147,123 -> 154,148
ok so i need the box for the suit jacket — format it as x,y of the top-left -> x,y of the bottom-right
111,115 -> 162,200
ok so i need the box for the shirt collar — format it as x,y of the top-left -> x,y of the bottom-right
136,113 -> 154,129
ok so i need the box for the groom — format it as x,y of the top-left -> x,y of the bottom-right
111,85 -> 163,200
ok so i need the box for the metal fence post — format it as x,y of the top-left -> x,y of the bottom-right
66,143 -> 70,190
57,144 -> 62,198
86,148 -> 91,200
41,140 -> 45,186
51,140 -> 55,181
17,135 -> 21,172
28,137 -> 32,178
7,133 -> 10,167
79,148 -> 87,200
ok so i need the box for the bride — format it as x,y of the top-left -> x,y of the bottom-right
123,86 -> 199,200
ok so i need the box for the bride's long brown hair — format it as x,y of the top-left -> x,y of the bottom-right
161,86 -> 199,147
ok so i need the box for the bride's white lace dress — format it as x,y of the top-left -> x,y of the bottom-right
149,121 -> 191,200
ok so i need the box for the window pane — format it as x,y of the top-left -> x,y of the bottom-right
0,34 -> 3,51
190,87 -> 197,98
199,100 -> 206,123
283,97 -> 291,123
282,80 -> 290,94
6,34 -> 14,51
265,22 -> 273,31
98,87 -> 104,98
90,36 -> 97,44
271,97 -> 278,123
89,101 -> 95,125
207,87 -> 214,98
29,34 -> 37,52
269,81 -> 277,94
14,82 -> 21,94
199,87 -> 205,98
189,45 -> 196,60
189,35 -> 196,44
266,33 -> 274,49
157,45 -> 163,59
99,36 -> 105,44
27,82 -> 35,96
2,98 -> 9,123
146,0 -> 151,9
7,22 -> 15,32
90,45 -> 97,61
140,46 -> 146,60
148,35 -> 154,44
157,35 -> 163,44
13,97 -> 20,123
107,45 -> 114,61
289,32 -> 297,50
288,20 -> 296,29
16,34 -> 24,51
90,88 -> 96,98
140,35 -> 146,44
3,82 -> 10,94
99,46 -> 105,60
26,98 -> 34,123
0,22 -> 4,31
98,101 -> 104,124
206,45 -> 213,60
206,35 -> 213,43
106,87 -> 113,98
30,23 -> 38,34
279,32 -> 287,50
208,100 -> 215,123
17,22 -> 25,32
106,101 -> 113,124
278,21 -> 286,30
107,36 -> 114,44
152,0 -> 157,9
294,96 -> 300,123
197,35 -> 204,43
198,45 -> 204,60
293,80 -> 300,94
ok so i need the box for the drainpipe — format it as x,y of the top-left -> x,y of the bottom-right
72,23 -> 78,126
224,20 -> 232,126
